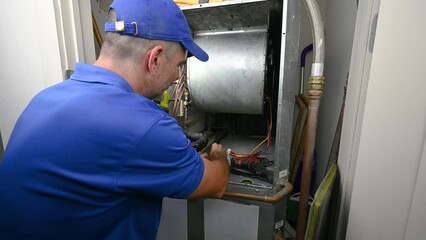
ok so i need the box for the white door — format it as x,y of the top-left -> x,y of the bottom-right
343,0 -> 426,239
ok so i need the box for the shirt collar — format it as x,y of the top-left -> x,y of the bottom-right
70,62 -> 135,93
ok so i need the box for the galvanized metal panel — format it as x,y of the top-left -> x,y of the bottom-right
204,199 -> 259,240
188,28 -> 267,114
182,0 -> 271,31
157,198 -> 188,240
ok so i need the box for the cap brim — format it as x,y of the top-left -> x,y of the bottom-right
181,39 -> 209,62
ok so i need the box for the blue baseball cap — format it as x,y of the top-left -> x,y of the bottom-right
104,0 -> 208,62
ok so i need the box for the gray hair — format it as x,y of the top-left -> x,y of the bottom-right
100,9 -> 181,63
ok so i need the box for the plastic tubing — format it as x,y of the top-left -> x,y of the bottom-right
301,43 -> 314,68
304,0 -> 325,76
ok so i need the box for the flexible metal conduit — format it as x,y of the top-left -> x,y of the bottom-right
223,179 -> 293,203
296,0 -> 325,239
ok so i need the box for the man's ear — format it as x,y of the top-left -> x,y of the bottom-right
147,45 -> 164,75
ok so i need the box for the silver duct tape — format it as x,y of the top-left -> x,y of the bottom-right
311,63 -> 324,77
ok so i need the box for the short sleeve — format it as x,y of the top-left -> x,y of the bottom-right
114,115 -> 204,199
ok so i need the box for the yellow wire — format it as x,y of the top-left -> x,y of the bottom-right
249,99 -> 273,154
249,137 -> 268,154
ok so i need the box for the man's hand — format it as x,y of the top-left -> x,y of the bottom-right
199,151 -> 209,160
188,143 -> 230,199
208,143 -> 227,161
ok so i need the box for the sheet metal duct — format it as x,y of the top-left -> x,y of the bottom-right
188,28 -> 268,114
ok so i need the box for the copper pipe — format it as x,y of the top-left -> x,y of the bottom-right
296,76 -> 324,240
296,0 -> 325,236
92,12 -> 103,48
223,179 -> 292,203
274,231 -> 286,240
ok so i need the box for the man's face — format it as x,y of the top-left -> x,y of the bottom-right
153,47 -> 187,99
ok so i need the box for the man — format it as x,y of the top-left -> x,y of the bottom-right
0,0 -> 229,239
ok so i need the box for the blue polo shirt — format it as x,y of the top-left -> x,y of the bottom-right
0,63 -> 204,240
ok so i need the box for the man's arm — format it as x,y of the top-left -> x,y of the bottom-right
187,143 -> 230,199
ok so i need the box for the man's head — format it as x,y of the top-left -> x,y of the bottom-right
96,0 -> 208,99
104,0 -> 208,62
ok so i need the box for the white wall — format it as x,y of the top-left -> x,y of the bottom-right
315,0 -> 357,190
345,0 -> 426,239
0,1 -> 63,146
0,0 -> 95,147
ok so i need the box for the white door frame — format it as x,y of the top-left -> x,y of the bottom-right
53,0 -> 96,80
334,0 -> 381,239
